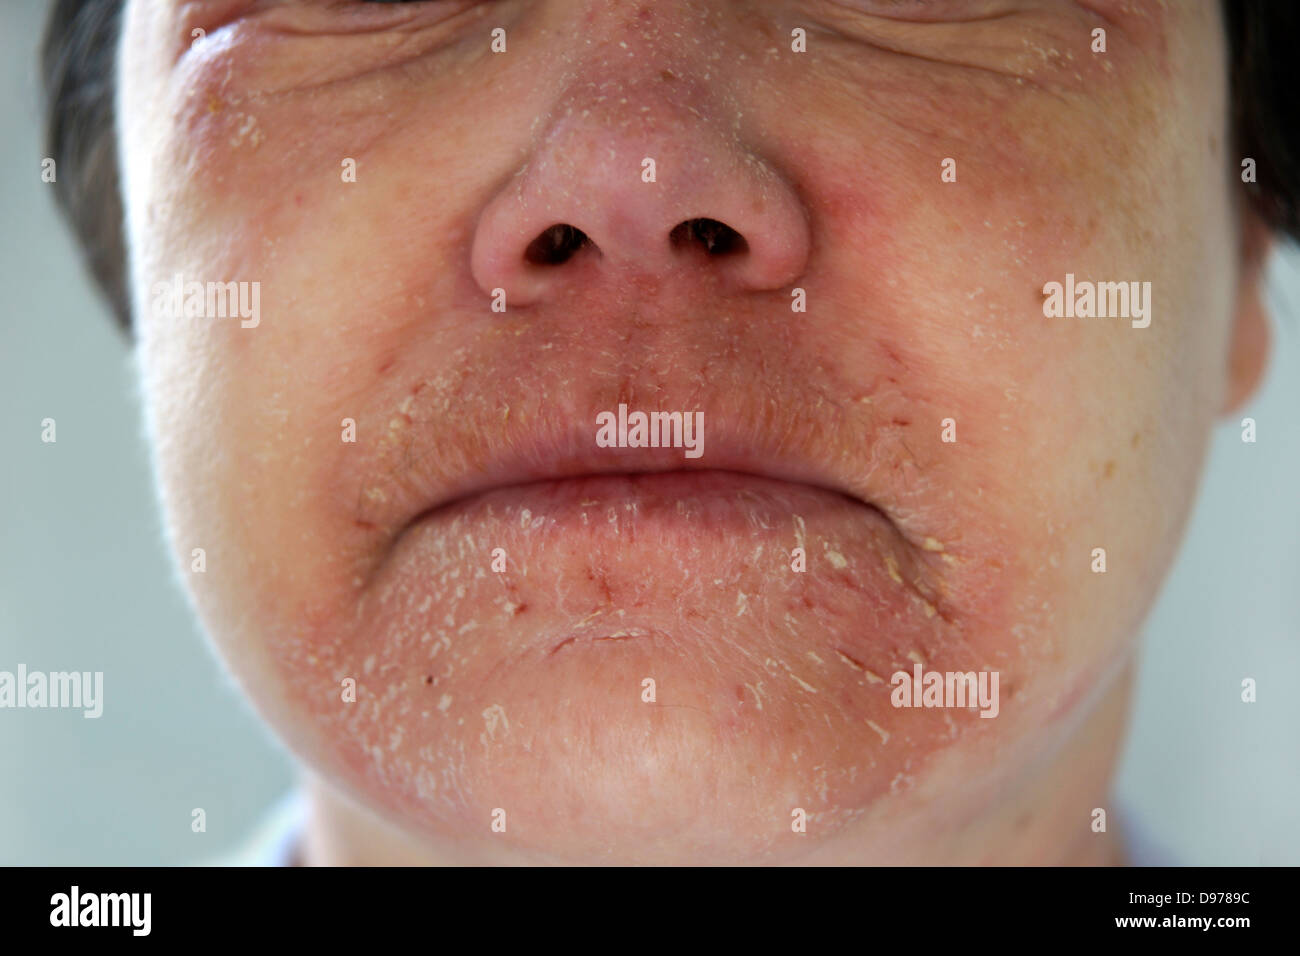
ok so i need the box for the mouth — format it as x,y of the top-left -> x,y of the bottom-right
409,460 -> 895,540
424,466 -> 878,514
356,400 -> 917,553
366,455 -> 955,646
408,467 -> 900,554
340,393 -> 964,636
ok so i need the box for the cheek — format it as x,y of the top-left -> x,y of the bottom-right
780,16 -> 1231,674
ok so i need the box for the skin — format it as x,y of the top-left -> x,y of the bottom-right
117,0 -> 1271,864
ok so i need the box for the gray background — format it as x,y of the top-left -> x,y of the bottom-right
2,0 -> 1297,864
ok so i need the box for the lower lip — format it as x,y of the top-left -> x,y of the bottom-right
376,469 -> 938,656
420,469 -> 889,539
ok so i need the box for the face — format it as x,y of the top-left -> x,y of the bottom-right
117,0 -> 1261,863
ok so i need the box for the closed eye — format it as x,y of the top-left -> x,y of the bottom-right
825,0 -> 1021,24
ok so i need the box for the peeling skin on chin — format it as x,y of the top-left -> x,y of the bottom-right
276,473 -> 1026,862
274,422 -> 1037,861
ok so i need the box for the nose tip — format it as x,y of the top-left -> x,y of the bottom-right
469,104 -> 811,308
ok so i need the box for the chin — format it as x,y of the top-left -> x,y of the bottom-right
251,466 -> 1029,864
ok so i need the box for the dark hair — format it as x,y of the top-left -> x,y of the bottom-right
42,0 -> 1300,337
1222,1 -> 1300,242
42,0 -> 128,332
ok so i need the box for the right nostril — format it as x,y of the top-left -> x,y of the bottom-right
524,223 -> 593,266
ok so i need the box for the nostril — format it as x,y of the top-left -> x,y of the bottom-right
670,218 -> 748,256
525,223 -> 593,266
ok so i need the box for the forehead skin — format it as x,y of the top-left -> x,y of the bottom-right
118,0 -> 1233,862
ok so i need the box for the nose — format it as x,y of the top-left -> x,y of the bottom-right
469,79 -> 811,308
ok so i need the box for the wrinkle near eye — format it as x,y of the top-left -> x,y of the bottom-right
806,0 -> 1113,96
173,0 -> 497,101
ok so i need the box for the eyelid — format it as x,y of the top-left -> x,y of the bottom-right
822,0 -> 1023,25
187,0 -> 483,42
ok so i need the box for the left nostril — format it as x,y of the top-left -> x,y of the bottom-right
670,218 -> 748,256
